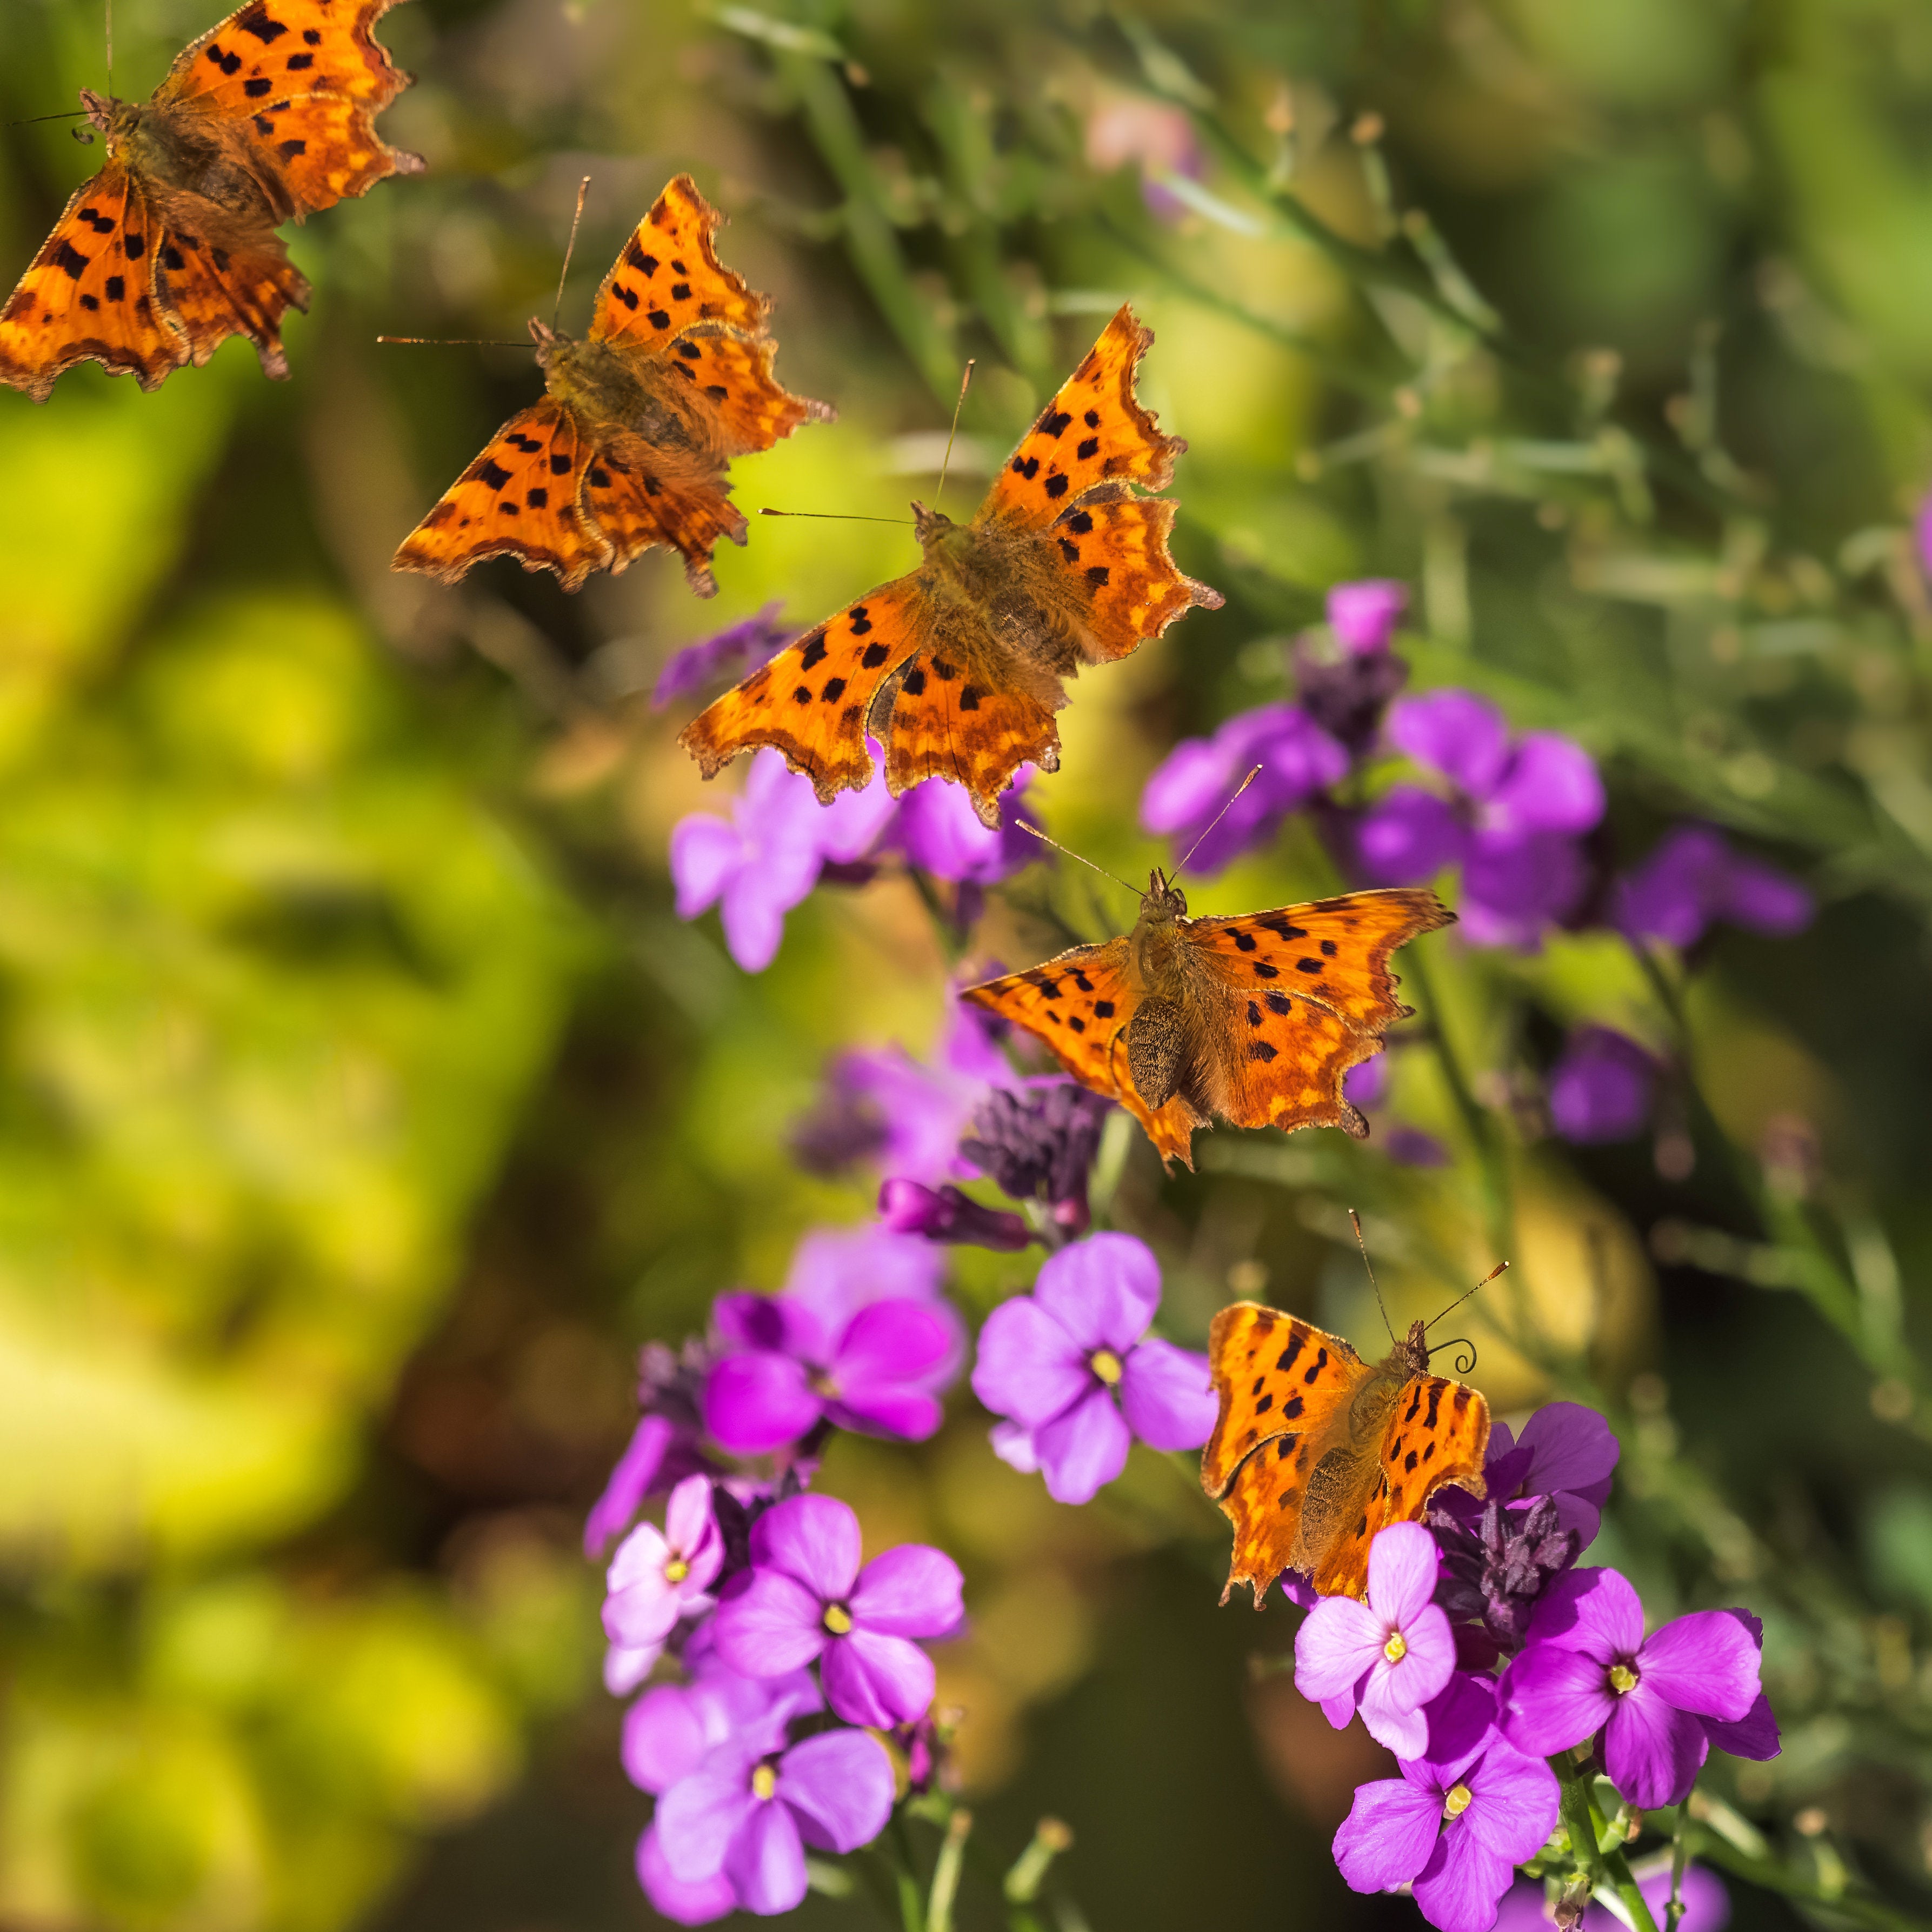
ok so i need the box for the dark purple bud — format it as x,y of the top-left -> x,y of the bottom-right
878,1179 -> 1032,1251
1430,1495 -> 1580,1651
958,1082 -> 1112,1231
788,1067 -> 889,1176
1294,638 -> 1410,754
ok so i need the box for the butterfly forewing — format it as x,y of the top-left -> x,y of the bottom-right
588,177 -> 768,350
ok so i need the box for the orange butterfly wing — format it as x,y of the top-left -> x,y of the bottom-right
0,164 -> 188,401
681,579 -> 927,801
394,401 -> 615,589
154,0 -> 422,218
149,219 -> 311,378
587,177 -> 770,349
1179,887 -> 1453,1142
1203,1306 -> 1489,1604
878,650 -> 1062,829
975,305 -> 1185,529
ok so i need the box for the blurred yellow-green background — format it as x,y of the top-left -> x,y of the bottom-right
5,0 -> 1932,1925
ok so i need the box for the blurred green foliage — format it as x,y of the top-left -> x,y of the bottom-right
5,0 -> 1932,1926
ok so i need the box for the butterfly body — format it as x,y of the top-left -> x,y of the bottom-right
1202,1305 -> 1489,1603
680,305 -> 1223,826
393,175 -> 831,596
1,0 -> 421,403
962,882 -> 1451,1169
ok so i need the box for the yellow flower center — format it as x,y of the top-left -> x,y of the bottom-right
663,1558 -> 689,1584
751,1764 -> 777,1801
1608,1663 -> 1640,1695
823,1602 -> 855,1636
809,1370 -> 840,1400
1443,1783 -> 1473,1820
1384,1631 -> 1408,1664
1089,1349 -> 1124,1386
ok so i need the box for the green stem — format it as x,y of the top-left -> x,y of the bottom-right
1553,1758 -> 1660,1932
887,1815 -> 928,1932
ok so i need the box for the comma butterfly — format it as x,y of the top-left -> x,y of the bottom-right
392,175 -> 832,596
961,875 -> 1451,1171
1202,1307 -> 1489,1603
678,304 -> 1222,827
0,0 -> 422,402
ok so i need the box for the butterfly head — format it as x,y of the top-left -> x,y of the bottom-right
1140,868 -> 1188,923
1398,1318 -> 1431,1378
910,499 -> 972,563
76,89 -> 135,148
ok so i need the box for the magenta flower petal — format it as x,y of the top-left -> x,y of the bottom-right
1118,1340 -> 1216,1450
1511,1401 -> 1619,1510
1332,1776 -> 1443,1893
821,1627 -> 937,1728
657,1768 -> 759,1883
749,1494 -> 863,1600
703,1352 -> 821,1457
971,1296 -> 1092,1426
1637,1610 -> 1762,1721
1390,691 -> 1510,798
1031,1232 -> 1161,1353
713,1291 -> 825,1359
831,1299 -> 956,1401
1603,1682 -> 1711,1807
1376,1604 -> 1457,1717
669,815 -> 742,918
1328,579 -> 1407,656
623,1685 -> 709,1795
777,1730 -> 896,1852
711,1570 -> 828,1679
725,1797 -> 809,1916
1293,1593 -> 1385,1703
1500,1640 -> 1618,1757
604,1529 -> 688,1648
850,1544 -> 965,1639
783,1227 -> 947,1326
1367,1520 -> 1442,1628
637,1822 -> 737,1926
584,1414 -> 674,1558
1704,1689 -> 1780,1761
664,1474 -> 722,1578
1529,1565 -> 1643,1658
1411,1831 -> 1517,1932
1485,732 -> 1605,836
827,1384 -> 944,1441
1458,1745 -> 1560,1866
1033,1383 -> 1133,1504
988,1418 -> 1040,1472
1357,785 -> 1467,885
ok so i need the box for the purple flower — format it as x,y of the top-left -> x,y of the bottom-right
878,1178 -> 1032,1250
1359,691 -> 1604,948
637,1823 -> 737,1926
654,604 -> 794,709
584,1344 -> 720,1561
958,1081 -> 1114,1233
604,1475 -> 725,1650
1342,1055 -> 1389,1110
1433,1497 -> 1580,1653
1294,1522 -> 1458,1757
655,1726 -> 897,1915
1333,1672 -> 1560,1932
671,750 -> 897,971
1701,1610 -> 1781,1765
1547,1028 -> 1658,1144
780,1224 -> 950,1331
1440,1402 -> 1620,1550
623,1659 -> 822,1796
711,1494 -> 963,1728
970,1233 -> 1216,1505
1493,1864 -> 1730,1932
1140,703 -> 1350,877
703,1289 -> 958,1457
1614,824 -> 1813,951
1500,1568 -> 1764,1807
1329,579 -> 1408,656
892,768 -> 1042,884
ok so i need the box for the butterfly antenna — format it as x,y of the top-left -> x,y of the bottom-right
1348,1209 -> 1398,1346
1424,1261 -> 1508,1334
1174,767 -> 1263,878
6,111 -> 93,126
553,174 -> 591,335
375,336 -> 535,348
759,510 -> 916,525
934,359 -> 975,509
105,0 -> 112,95
1013,821 -> 1142,897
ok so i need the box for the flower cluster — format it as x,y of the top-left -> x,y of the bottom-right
1285,1402 -> 1777,1932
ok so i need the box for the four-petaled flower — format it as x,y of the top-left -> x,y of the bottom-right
655,1727 -> 896,1916
1334,1673 -> 1560,1932
604,1473 -> 725,1651
970,1233 -> 1217,1504
1500,1567 -> 1764,1806
1614,823 -> 1811,952
1295,1521 -> 1458,1757
712,1494 -> 964,1727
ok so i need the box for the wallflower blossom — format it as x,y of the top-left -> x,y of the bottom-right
1140,703 -> 1350,877
604,1474 -> 725,1650
1547,1027 -> 1659,1144
1435,1402 -> 1620,1551
1614,824 -> 1812,951
971,1233 -> 1216,1504
670,750 -> 897,971
654,1727 -> 897,1916
623,1657 -> 822,1797
712,1494 -> 963,1727
1294,1521 -> 1458,1758
892,767 -> 1042,885
1501,1568 -> 1766,1806
653,604 -> 794,709
703,1289 -> 958,1457
1358,690 -> 1604,948
1333,1674 -> 1560,1932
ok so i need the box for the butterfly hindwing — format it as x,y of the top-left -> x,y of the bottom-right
680,578 -> 927,801
0,164 -> 186,401
578,438 -> 748,597
150,215 -> 311,377
155,0 -> 422,217
878,646 -> 1062,828
978,305 -> 1184,531
394,401 -> 614,589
